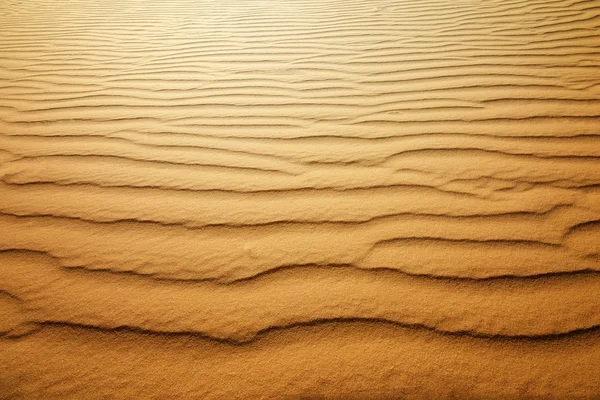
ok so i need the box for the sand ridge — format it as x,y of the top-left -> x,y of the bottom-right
1,0 -> 600,398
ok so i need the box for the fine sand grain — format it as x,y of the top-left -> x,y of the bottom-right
1,0 -> 600,398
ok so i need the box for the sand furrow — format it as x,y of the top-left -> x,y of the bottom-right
1,205 -> 599,281
3,322 -> 600,399
3,250 -> 600,341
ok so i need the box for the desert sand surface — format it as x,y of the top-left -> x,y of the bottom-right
1,0 -> 600,398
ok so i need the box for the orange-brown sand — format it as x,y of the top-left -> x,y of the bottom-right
1,0 -> 600,398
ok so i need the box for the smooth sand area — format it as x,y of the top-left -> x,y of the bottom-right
1,0 -> 600,398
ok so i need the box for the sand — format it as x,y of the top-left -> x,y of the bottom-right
1,0 -> 600,398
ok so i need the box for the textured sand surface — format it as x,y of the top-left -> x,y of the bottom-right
1,0 -> 600,398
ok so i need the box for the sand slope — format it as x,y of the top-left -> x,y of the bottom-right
1,0 -> 600,398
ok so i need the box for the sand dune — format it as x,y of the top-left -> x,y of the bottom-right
1,0 -> 600,398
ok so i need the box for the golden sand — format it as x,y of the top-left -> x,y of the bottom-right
1,0 -> 600,398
